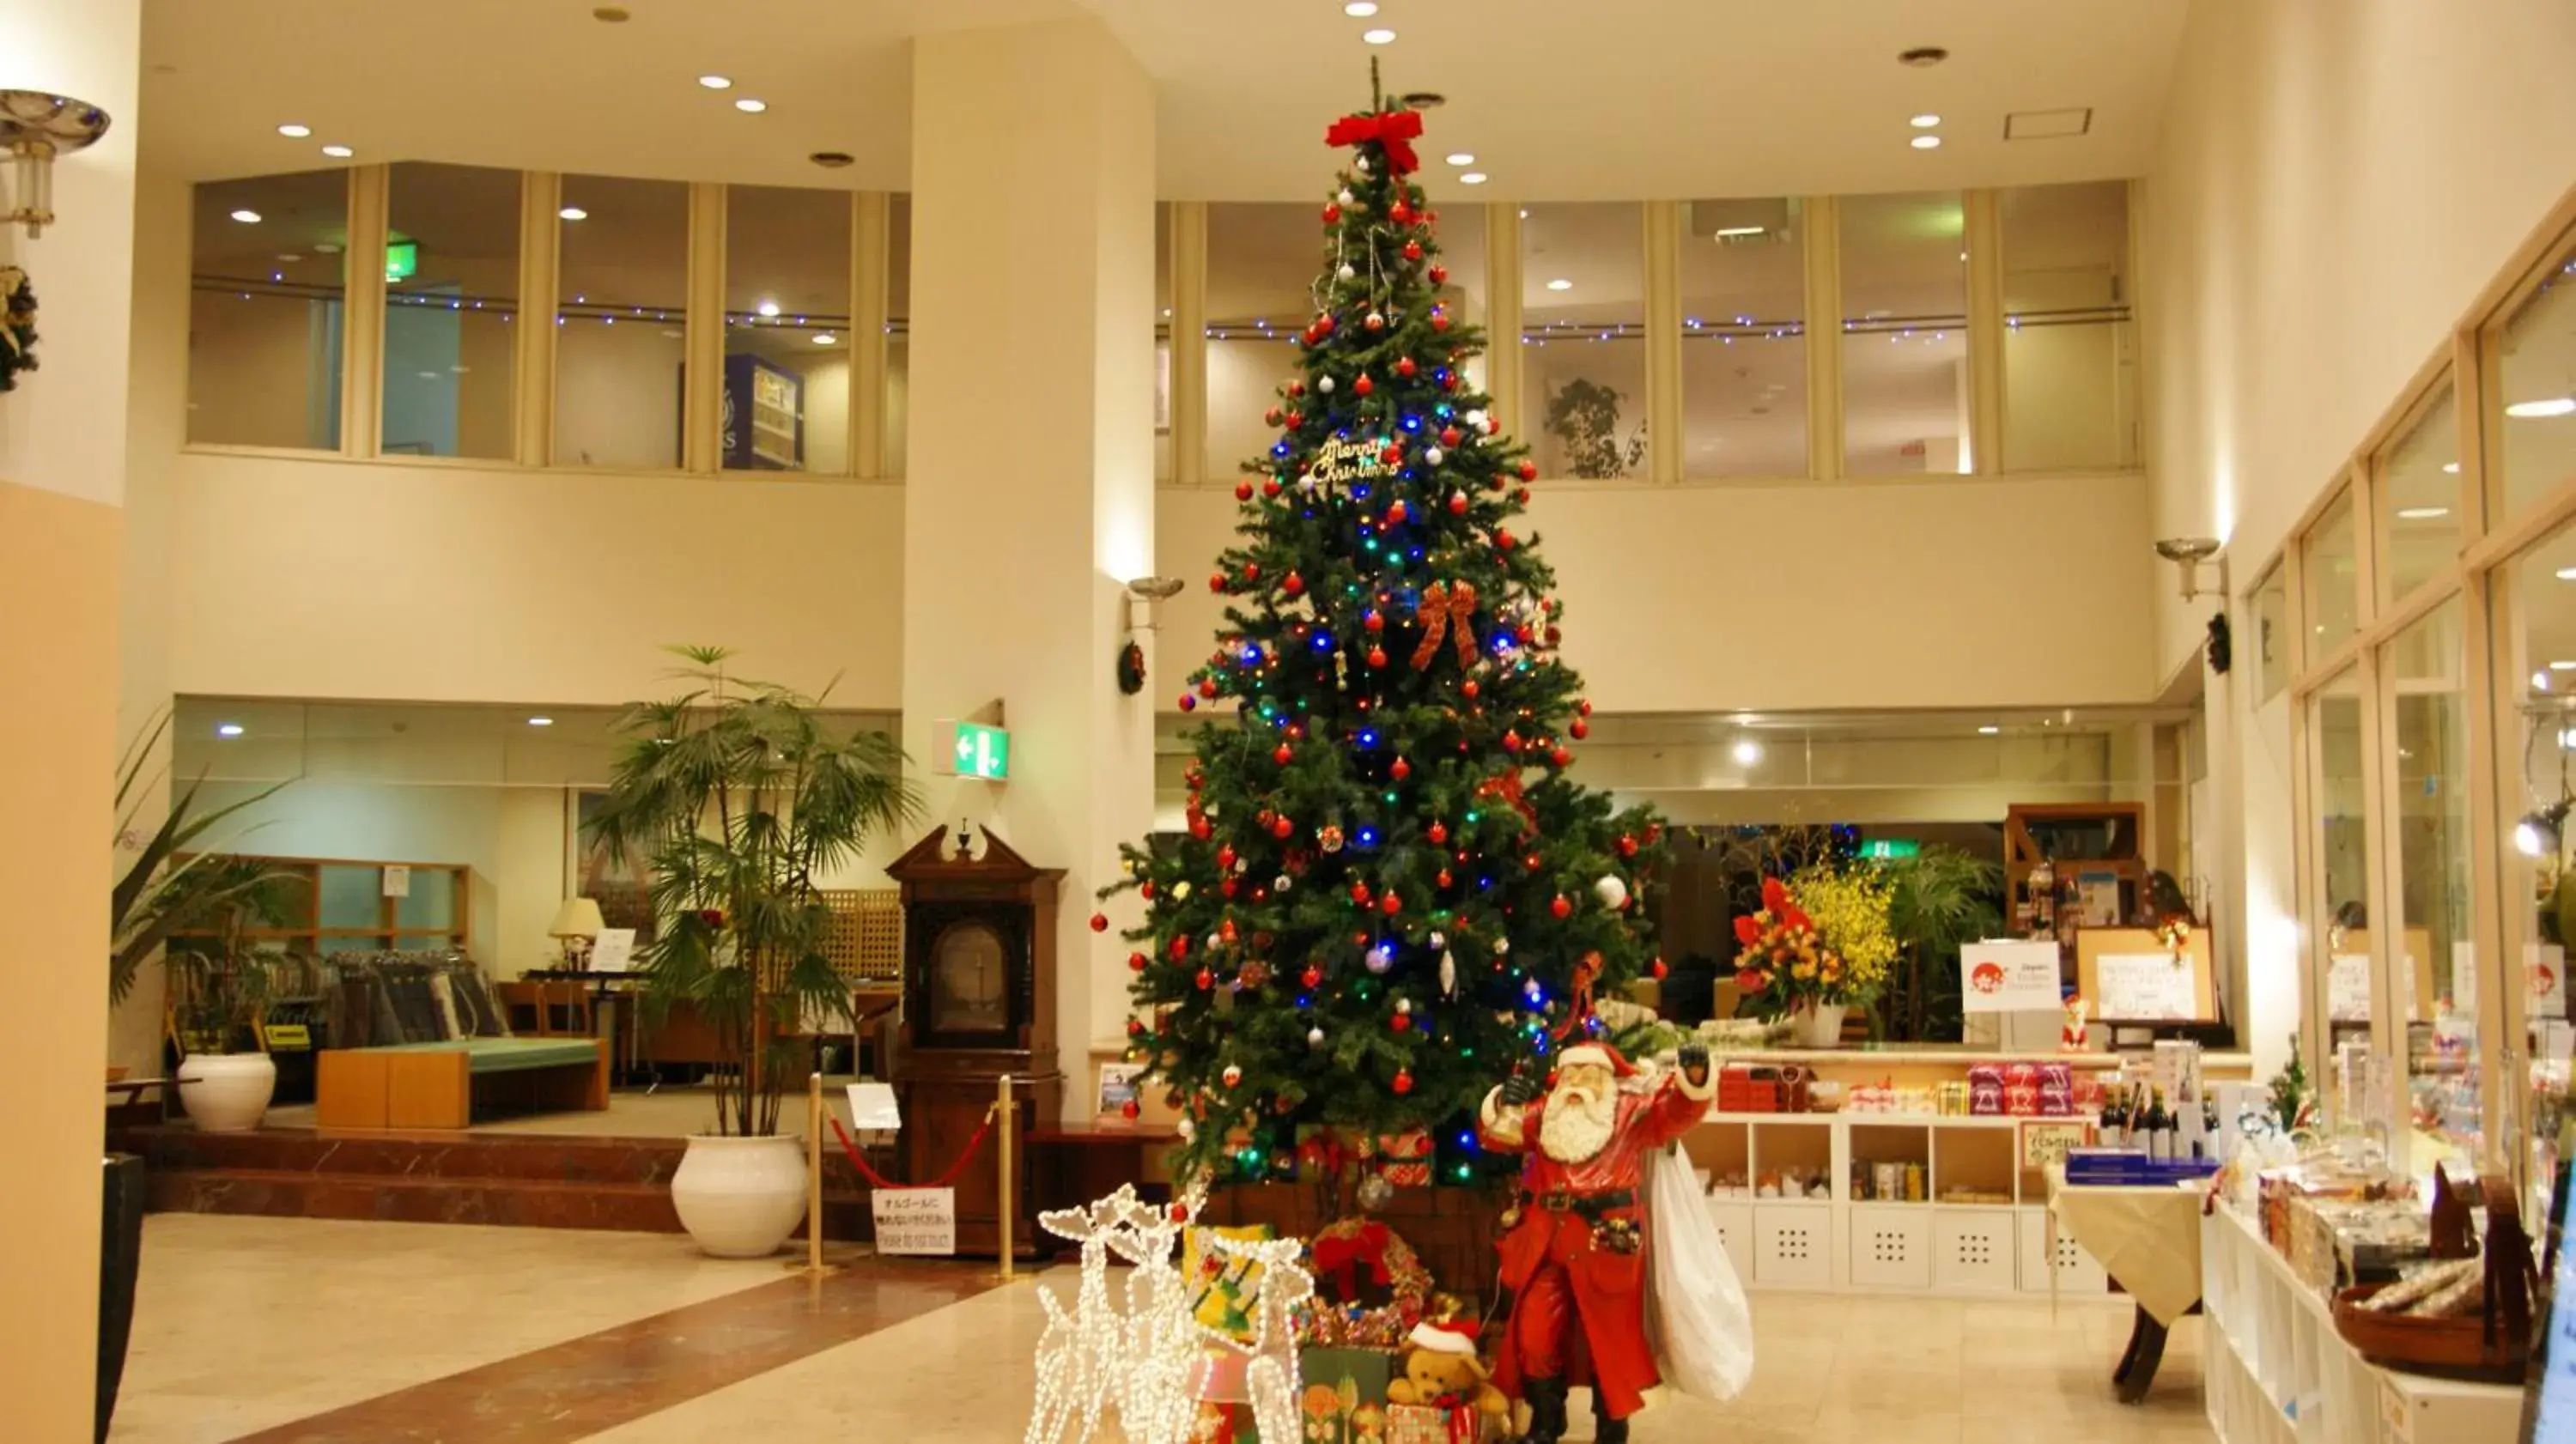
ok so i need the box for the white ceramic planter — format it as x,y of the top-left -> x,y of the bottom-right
178,1053 -> 276,1133
1791,1002 -> 1850,1048
671,1133 -> 808,1258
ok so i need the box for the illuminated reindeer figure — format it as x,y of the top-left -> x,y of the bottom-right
1024,1185 -> 1212,1444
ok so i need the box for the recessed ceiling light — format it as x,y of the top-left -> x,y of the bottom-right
1546,278 -> 1573,290
2396,506 -> 2451,520
2558,567 -> 2576,581
276,252 -> 302,262
1344,1 -> 1377,13
813,332 -> 838,345
659,327 -> 683,338
229,209 -> 261,223
558,206 -> 588,221
1445,152 -> 1475,166
277,124 -> 310,138
1978,725 -> 2001,735
1731,738 -> 1763,766
698,75 -> 732,89
2507,397 -> 2576,419
2549,659 -> 2576,671
756,300 -> 780,318
1458,172 -> 1487,185
527,716 -> 554,727
2442,461 -> 2461,473
734,97 -> 768,113
313,241 -> 342,254
1911,114 -> 1941,128
1362,28 -> 1396,45
1911,135 -> 1942,150
1714,225 -> 1765,238
216,722 -> 245,737
321,144 -> 353,158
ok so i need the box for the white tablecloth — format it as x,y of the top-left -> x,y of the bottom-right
2051,1180 -> 2204,1325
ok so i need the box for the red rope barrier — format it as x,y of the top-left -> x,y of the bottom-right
830,1113 -> 997,1192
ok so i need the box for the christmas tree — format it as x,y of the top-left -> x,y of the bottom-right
1103,76 -> 1667,1186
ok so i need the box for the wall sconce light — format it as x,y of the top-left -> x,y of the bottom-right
2517,800 -> 2570,859
1122,574 -> 1185,634
2154,537 -> 2227,602
0,92 -> 111,238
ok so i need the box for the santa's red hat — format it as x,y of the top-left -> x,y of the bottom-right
1555,1041 -> 1637,1077
1406,1320 -> 1480,1356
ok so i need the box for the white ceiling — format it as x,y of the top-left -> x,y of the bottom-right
139,0 -> 2184,199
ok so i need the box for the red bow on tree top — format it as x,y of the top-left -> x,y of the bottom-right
1325,107 -> 1425,175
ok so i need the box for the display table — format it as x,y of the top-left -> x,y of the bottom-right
2050,1176 -> 2204,1401
2200,1200 -> 2520,1443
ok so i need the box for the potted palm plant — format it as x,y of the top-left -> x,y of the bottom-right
165,857 -> 307,1132
586,646 -> 916,1257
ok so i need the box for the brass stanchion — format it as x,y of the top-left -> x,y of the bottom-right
995,1071 -> 1018,1282
786,1070 -> 845,1277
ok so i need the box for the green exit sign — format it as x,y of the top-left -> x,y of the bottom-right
385,240 -> 417,282
1857,839 -> 1920,860
953,722 -> 1010,780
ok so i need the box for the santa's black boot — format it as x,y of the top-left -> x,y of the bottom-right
1518,1378 -> 1568,1444
1590,1388 -> 1630,1444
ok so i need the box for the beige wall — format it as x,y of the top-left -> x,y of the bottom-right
2142,0 -> 2576,670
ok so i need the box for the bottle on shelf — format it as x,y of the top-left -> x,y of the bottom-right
2145,1087 -> 2174,1163
2102,1086 -> 2131,1146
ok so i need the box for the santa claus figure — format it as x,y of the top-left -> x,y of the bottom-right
1479,1038 -> 1714,1442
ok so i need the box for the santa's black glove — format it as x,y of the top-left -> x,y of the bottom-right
1499,1070 -> 1540,1107
1677,1042 -> 1711,1087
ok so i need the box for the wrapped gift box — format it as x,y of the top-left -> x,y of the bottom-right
1192,1400 -> 1249,1442
1385,1400 -> 1489,1443
1297,1347 -> 1395,1442
1372,1130 -> 1434,1186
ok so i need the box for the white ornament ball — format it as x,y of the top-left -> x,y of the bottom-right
1464,410 -> 1488,430
1317,375 -> 1336,393
1493,937 -> 1511,956
1308,1026 -> 1326,1048
1395,997 -> 1413,1015
1595,874 -> 1630,910
1338,264 -> 1358,282
1222,1064 -> 1243,1088
1425,446 -> 1445,465
1354,155 -> 1370,173
1276,873 -> 1294,891
1428,931 -> 1447,950
1338,188 -> 1356,206
1365,310 -> 1385,330
1176,1117 -> 1195,1141
1172,880 -> 1192,901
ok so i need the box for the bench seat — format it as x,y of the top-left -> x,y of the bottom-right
315,1037 -> 608,1130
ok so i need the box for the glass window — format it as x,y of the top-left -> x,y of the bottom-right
1154,201 -> 1170,482
723,185 -> 851,474
553,175 -> 688,469
2001,181 -> 2136,472
380,163 -> 517,461
189,170 -> 349,450
886,192 -> 910,479
2500,515 -> 2576,1223
2496,240 -> 2576,522
2312,669 -> 2372,1059
1840,191 -> 1967,476
2389,598 -> 2475,1179
2378,383 -> 2461,604
1205,203 -> 1318,480
1680,197 -> 1805,478
2304,488 -> 2360,661
1522,203 -> 1648,480
1432,205 -> 1488,396
2253,564 -> 2291,703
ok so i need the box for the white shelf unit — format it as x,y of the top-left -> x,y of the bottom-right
1683,1109 -> 2111,1297
2201,1202 -> 2521,1444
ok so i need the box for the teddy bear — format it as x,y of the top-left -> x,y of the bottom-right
1385,1320 -> 1510,1428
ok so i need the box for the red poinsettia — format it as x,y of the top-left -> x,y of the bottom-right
1731,877 -> 1826,1010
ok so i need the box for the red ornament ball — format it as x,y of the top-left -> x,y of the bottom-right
1234,480 -> 1254,502
1196,967 -> 1215,991
1089,912 -> 1109,933
1262,477 -> 1283,497
1139,880 -> 1155,900
1170,935 -> 1191,960
1189,816 -> 1212,840
1127,1018 -> 1145,1036
1427,264 -> 1448,285
1525,853 -> 1545,871
1427,821 -> 1448,844
1652,957 -> 1670,980
1389,200 -> 1413,224
1391,757 -> 1412,781
1449,490 -> 1468,515
1431,310 -> 1450,332
1392,1012 -> 1411,1033
1179,694 -> 1197,713
1301,964 -> 1323,989
1273,815 -> 1296,839
1364,610 -> 1385,634
1392,1068 -> 1414,1095
1387,499 -> 1408,524
1321,203 -> 1341,223
1350,881 -> 1371,905
1263,406 -> 1281,427
1121,1099 -> 1141,1120
1502,729 -> 1522,752
1617,834 -> 1639,859
1396,356 -> 1418,379
1367,646 -> 1388,669
1283,571 -> 1305,596
1518,460 -> 1540,482
1354,374 -> 1375,397
1242,561 -> 1261,581
1402,240 -> 1424,261
1551,895 -> 1573,919
1208,571 -> 1227,593
1199,678 -> 1218,698
1127,951 -> 1147,973
1273,743 -> 1293,766
1440,426 -> 1461,447
1495,530 -> 1517,551
1437,869 -> 1454,889
1462,680 -> 1480,700
1550,746 -> 1573,768
1381,892 -> 1401,916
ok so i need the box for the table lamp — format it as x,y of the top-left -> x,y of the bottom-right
549,896 -> 605,970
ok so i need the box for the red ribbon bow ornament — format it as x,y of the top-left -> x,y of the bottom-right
1409,579 -> 1479,670
1312,1219 -> 1394,1300
1324,108 -> 1425,175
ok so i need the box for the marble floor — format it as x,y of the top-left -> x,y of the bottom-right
113,1214 -> 2214,1443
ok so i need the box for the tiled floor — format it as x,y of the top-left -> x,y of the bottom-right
113,1215 -> 2214,1442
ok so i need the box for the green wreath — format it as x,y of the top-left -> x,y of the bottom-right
1115,639 -> 1146,695
0,268 -> 39,392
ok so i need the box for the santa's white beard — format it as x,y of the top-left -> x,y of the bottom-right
1538,1084 -> 1617,1163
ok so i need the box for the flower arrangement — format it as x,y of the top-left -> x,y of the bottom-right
1732,870 -> 1896,1017
1789,863 -> 1897,1004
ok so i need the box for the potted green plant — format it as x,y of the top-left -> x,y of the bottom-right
586,646 -> 917,1257
1874,847 -> 2005,1044
165,856 -> 307,1132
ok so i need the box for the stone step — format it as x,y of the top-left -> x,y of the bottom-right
125,1125 -> 687,1186
147,1166 -> 689,1233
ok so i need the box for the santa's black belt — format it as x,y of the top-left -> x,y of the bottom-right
1524,1188 -> 1635,1216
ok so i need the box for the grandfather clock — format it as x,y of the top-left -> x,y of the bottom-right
886,823 -> 1064,1258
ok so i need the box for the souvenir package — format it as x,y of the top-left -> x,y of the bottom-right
1968,1064 -> 2005,1116
1936,1081 -> 1971,1116
1371,1131 -> 1434,1186
2038,1063 -> 2075,1116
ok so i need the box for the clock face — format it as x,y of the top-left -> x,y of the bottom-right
929,919 -> 1010,1034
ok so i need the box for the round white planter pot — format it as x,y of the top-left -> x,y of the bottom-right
178,1053 -> 276,1133
671,1133 -> 808,1259
1791,1002 -> 1850,1049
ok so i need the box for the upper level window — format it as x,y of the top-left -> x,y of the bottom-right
723,185 -> 851,474
190,170 -> 349,450
381,163 -> 519,461
1840,191 -> 1966,476
886,192 -> 911,478
1680,197 -> 1805,478
2377,383 -> 2460,604
1205,203 -> 1317,480
1522,203 -> 1646,480
553,175 -> 688,470
2496,242 -> 2576,524
2000,181 -> 2136,472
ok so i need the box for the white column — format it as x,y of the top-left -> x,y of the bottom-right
0,2 -> 139,1435
903,18 -> 1157,1107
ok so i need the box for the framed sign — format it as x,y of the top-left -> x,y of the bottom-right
870,1187 -> 957,1256
1960,941 -> 2063,1013
2076,926 -> 2218,1022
